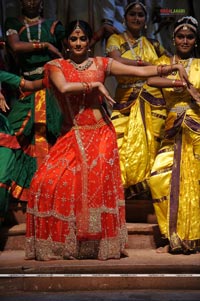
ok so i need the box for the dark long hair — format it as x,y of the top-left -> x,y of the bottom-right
65,20 -> 93,41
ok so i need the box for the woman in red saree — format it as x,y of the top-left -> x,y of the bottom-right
25,20 -> 189,261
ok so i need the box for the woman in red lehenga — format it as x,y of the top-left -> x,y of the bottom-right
25,20 -> 189,261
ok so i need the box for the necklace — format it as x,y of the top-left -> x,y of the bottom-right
172,55 -> 193,75
69,59 -> 93,71
24,18 -> 41,42
123,32 -> 142,60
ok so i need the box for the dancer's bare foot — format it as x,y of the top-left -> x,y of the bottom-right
156,245 -> 169,253
121,249 -> 129,257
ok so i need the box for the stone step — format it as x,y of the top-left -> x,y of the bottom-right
0,223 -> 165,251
0,249 -> 200,291
126,198 -> 157,223
4,198 -> 157,225
0,223 -> 26,251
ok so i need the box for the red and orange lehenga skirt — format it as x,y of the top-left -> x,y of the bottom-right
25,108 -> 128,260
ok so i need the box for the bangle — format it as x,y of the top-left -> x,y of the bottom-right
157,65 -> 162,76
19,77 -> 26,98
33,42 -> 47,49
19,78 -> 26,89
82,82 -> 92,94
157,64 -> 172,76
163,64 -> 173,76
33,42 -> 40,49
172,79 -> 186,87
41,42 -> 47,49
137,59 -> 143,66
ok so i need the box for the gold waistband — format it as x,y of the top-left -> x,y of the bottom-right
169,104 -> 196,113
72,119 -> 107,130
23,67 -> 44,76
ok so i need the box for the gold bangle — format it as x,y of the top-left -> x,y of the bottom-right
19,78 -> 26,88
172,79 -> 186,87
33,42 -> 41,49
42,42 -> 47,49
157,65 -> 161,76
137,59 -> 143,66
172,79 -> 176,86
19,78 -> 26,98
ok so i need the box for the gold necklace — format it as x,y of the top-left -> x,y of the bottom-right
172,55 -> 193,74
24,15 -> 40,23
69,59 -> 93,71
123,32 -> 142,60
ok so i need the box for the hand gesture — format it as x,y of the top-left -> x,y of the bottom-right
187,84 -> 200,105
175,64 -> 191,86
97,83 -> 116,107
0,92 -> 10,112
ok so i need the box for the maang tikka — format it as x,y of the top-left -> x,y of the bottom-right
74,20 -> 81,34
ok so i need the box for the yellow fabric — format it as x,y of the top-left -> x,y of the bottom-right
148,57 -> 200,250
107,33 -> 167,189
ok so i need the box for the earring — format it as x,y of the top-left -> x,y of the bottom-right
123,19 -> 126,28
64,48 -> 70,58
195,43 -> 198,47
39,1 -> 43,14
88,48 -> 92,56
144,24 -> 147,30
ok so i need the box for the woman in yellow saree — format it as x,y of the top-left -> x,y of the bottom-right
106,1 -> 168,198
147,16 -> 200,254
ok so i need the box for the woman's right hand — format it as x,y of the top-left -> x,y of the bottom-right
0,92 -> 10,112
174,64 -> 191,87
187,84 -> 200,105
45,42 -> 63,58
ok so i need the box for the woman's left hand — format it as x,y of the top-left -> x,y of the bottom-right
97,83 -> 116,107
187,85 -> 200,105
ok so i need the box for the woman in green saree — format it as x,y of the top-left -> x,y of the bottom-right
4,0 -> 65,204
0,69 -> 43,223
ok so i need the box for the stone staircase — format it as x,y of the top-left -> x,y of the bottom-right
0,199 -> 200,293
0,198 -> 162,251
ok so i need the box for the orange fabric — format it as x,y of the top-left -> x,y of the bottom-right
0,133 -> 20,149
26,58 -> 127,260
34,89 -> 49,167
11,182 -> 29,201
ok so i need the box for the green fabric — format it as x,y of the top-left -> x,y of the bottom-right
0,114 -> 16,218
5,18 -> 65,78
0,70 -> 21,89
0,112 -> 15,134
0,147 -> 15,214
2,17 -> 65,205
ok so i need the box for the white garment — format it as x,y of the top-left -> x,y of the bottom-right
101,0 -> 127,33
